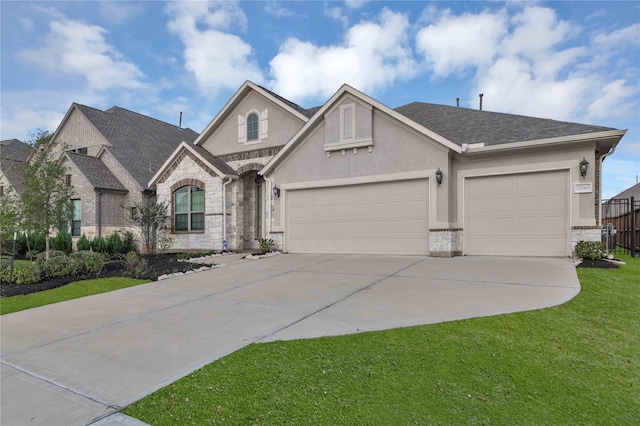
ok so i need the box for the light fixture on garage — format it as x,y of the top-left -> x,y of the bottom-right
273,185 -> 281,198
435,168 -> 443,186
579,157 -> 589,178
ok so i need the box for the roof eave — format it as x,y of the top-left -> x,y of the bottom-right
462,129 -> 627,154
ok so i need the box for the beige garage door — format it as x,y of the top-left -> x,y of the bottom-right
287,179 -> 429,255
466,171 -> 569,256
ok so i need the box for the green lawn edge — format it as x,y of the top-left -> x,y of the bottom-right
125,254 -> 639,425
0,277 -> 149,315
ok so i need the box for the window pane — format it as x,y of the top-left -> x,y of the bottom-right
191,213 -> 204,231
247,113 -> 258,140
175,213 -> 188,231
175,187 -> 189,212
191,187 -> 204,212
72,200 -> 81,221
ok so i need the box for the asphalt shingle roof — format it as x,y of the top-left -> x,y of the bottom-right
256,85 -> 320,119
394,102 -> 615,146
74,104 -> 199,190
1,139 -> 31,162
0,158 -> 28,193
190,144 -> 236,176
66,152 -> 128,192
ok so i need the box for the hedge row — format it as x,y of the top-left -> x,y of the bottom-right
0,251 -> 105,285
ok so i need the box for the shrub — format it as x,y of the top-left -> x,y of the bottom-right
77,234 -> 91,251
30,232 -> 46,254
41,255 -> 73,278
121,231 -> 136,254
70,251 -> 104,277
0,260 -> 42,285
575,241 -> 605,260
259,238 -> 275,253
51,230 -> 73,254
107,232 -> 124,255
90,236 -> 108,254
35,250 -> 66,262
122,251 -> 149,278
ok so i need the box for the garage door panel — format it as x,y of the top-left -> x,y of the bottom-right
466,171 -> 568,256
287,179 -> 429,255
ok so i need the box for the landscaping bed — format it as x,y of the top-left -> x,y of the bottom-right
1,253 -> 210,297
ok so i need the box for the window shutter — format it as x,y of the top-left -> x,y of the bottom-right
238,115 -> 245,143
260,108 -> 269,139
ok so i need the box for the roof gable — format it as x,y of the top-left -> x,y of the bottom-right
66,152 -> 128,192
1,139 -> 31,162
194,81 -> 315,147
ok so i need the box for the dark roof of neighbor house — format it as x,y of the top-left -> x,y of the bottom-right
1,139 -> 31,162
0,158 -> 28,193
66,151 -> 128,192
1,139 -> 31,192
73,104 -> 199,190
394,102 -> 616,146
610,182 -> 640,200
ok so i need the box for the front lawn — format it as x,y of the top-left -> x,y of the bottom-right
125,254 -> 639,425
0,277 -> 148,315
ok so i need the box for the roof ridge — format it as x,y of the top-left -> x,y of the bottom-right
104,105 -> 195,132
255,84 -> 311,115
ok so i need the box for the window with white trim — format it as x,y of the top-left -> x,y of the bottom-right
238,109 -> 269,144
247,113 -> 259,141
173,186 -> 205,231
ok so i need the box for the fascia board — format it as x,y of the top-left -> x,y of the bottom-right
260,84 -> 461,176
194,81 -> 309,146
463,129 -> 627,154
148,142 -> 237,188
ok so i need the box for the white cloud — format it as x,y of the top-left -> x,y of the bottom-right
165,1 -> 263,93
269,8 -> 416,103
345,0 -> 368,10
587,79 -> 638,119
416,10 -> 508,77
20,18 -> 34,31
99,1 -> 141,25
265,1 -> 293,18
19,18 -> 146,91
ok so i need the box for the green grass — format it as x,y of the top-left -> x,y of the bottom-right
0,277 -> 149,315
125,254 -> 640,425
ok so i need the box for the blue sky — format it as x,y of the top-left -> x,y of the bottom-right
1,0 -> 638,198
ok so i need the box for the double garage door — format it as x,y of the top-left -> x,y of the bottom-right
287,179 -> 429,255
466,171 -> 569,257
285,171 -> 569,257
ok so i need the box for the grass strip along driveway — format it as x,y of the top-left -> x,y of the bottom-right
0,277 -> 148,315
125,254 -> 639,425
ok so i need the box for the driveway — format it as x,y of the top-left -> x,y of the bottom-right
0,254 -> 580,426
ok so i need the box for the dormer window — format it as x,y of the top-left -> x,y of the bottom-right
247,113 -> 259,141
238,109 -> 268,144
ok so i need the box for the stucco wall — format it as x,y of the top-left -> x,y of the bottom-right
199,92 -> 306,156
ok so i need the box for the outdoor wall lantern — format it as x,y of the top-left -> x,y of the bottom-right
273,185 -> 281,198
435,168 -> 443,186
579,157 -> 589,178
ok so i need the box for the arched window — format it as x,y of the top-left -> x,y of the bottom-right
247,112 -> 259,141
174,186 -> 204,231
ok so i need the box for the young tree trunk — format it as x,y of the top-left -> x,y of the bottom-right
45,231 -> 51,260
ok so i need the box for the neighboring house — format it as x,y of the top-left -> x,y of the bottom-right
0,138 -> 31,197
152,81 -> 626,257
49,103 -> 198,239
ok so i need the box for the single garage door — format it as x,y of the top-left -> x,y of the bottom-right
287,179 -> 429,255
466,171 -> 569,256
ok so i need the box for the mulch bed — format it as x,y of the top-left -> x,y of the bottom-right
577,259 -> 620,269
1,253 -> 210,298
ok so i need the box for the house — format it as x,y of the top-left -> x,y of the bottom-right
152,81 -> 626,257
0,138 -> 31,197
49,104 -> 198,239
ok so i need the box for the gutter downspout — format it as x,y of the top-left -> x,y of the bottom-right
599,146 -> 616,227
222,177 -> 233,251
98,190 -> 104,238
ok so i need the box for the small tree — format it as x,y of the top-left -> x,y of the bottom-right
0,186 -> 23,254
134,200 -> 170,254
20,130 -> 73,260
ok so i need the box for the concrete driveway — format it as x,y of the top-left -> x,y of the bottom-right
0,254 -> 580,426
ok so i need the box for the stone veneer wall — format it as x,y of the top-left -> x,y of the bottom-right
572,226 -> 602,254
429,229 -> 463,257
156,156 -> 224,251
